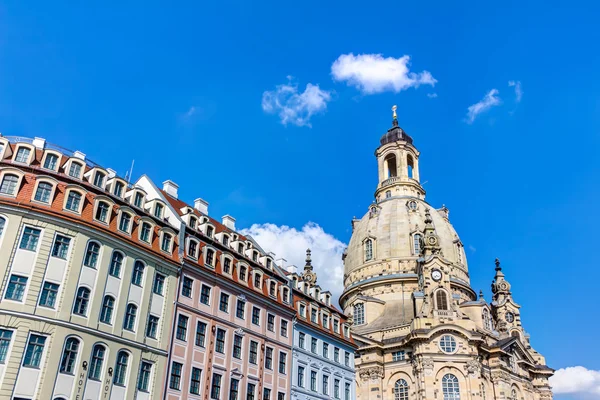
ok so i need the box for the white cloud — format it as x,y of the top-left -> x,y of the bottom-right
185,106 -> 197,117
331,53 -> 436,95
427,93 -> 438,98
241,222 -> 347,303
261,78 -> 332,127
550,366 -> 600,398
508,80 -> 523,103
465,89 -> 501,124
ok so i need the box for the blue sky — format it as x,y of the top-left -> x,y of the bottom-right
1,1 -> 599,397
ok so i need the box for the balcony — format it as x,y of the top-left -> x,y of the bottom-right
381,176 -> 401,187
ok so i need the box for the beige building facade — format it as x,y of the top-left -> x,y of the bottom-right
339,112 -> 553,400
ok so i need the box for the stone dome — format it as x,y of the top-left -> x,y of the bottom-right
344,196 -> 468,280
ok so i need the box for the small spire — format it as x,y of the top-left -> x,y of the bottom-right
392,105 -> 399,127
304,249 -> 313,271
495,258 -> 501,272
479,290 -> 484,300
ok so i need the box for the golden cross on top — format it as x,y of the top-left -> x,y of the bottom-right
392,105 -> 398,120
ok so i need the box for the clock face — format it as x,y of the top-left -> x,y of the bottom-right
431,270 -> 442,282
506,312 -> 515,323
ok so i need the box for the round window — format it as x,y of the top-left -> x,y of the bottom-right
408,200 -> 417,210
439,335 -> 457,353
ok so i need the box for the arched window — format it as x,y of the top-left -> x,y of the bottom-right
413,234 -> 422,255
43,153 -> 59,170
384,154 -> 397,178
65,191 -> 82,212
140,222 -> 152,243
354,303 -> 365,325
160,232 -> 172,253
132,261 -> 145,286
88,344 -> 106,380
109,251 -> 123,277
394,379 -> 409,400
73,287 -> 91,316
0,216 -> 6,236
83,242 -> 101,268
0,174 -> 19,195
34,182 -> 53,203
365,239 -> 373,261
407,155 -> 415,179
441,374 -> 460,400
436,290 -> 449,310
113,351 -> 129,385
118,212 -> 131,233
269,282 -> 276,297
124,304 -> 137,331
385,190 -> 392,198
59,337 -> 80,374
509,388 -> 518,400
483,309 -> 492,330
95,201 -> 110,223
100,296 -> 115,324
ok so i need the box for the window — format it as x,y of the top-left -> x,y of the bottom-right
281,320 -> 289,337
182,277 -> 193,297
0,329 -> 13,364
93,171 -> 106,188
311,308 -> 317,323
219,292 -> 229,312
345,383 -> 351,400
39,282 -> 59,308
118,213 -> 131,233
385,190 -> 391,198
65,191 -> 82,212
310,370 -> 317,391
15,147 -> 30,163
109,251 -> 123,277
34,182 -> 53,203
196,321 -> 207,347
436,291 -> 449,310
6,274 -> 27,301
169,361 -> 183,390
114,181 -> 124,198
59,337 -> 79,374
483,309 -> 492,330
68,162 -> 82,178
0,216 -> 5,236
413,233 -> 422,255
334,379 -> 341,399
299,332 -> 306,349
0,174 -> 19,196
88,345 -> 105,380
205,248 -> 214,266
146,315 -> 159,338
223,258 -> 231,274
138,361 -> 153,392
345,352 -> 350,367
236,299 -> 245,319
190,367 -> 202,395
153,273 -> 165,295
267,314 -> 275,332
254,273 -> 261,288
95,201 -> 110,223
323,343 -> 329,358
51,235 -> 71,259
23,334 -> 46,367
132,261 -> 145,286
73,287 -> 90,316
189,216 -> 197,229
200,285 -> 211,305
83,242 -> 100,268
134,192 -> 144,208
154,203 -> 163,218
278,352 -> 287,374
114,351 -> 129,386
265,347 -> 273,370
222,234 -> 229,246
43,153 -> 59,170
323,375 -> 329,395
322,314 -> 329,328
282,288 -> 290,303
442,374 -> 460,400
353,303 -> 365,325
334,347 -> 340,363
278,393 -> 285,400
215,328 -> 225,353
20,227 -> 41,251
188,240 -> 198,258
176,314 -> 188,341
311,337 -> 317,353
124,304 -> 138,331
297,366 -> 305,387
509,388 -> 517,400
299,304 -> 306,317
439,335 -> 457,354
233,334 -> 242,359
230,378 -> 240,400
161,233 -> 172,253
365,239 -> 373,261
140,222 -> 152,243
252,251 -> 258,262
239,265 -> 247,281
252,306 -> 260,325
249,340 -> 258,364
269,282 -> 276,297
247,383 -> 256,400
394,379 -> 409,400
392,351 -> 405,362
210,374 -> 222,400
206,226 -> 214,238
263,388 -> 271,400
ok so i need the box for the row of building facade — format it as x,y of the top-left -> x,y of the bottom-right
0,136 -> 356,400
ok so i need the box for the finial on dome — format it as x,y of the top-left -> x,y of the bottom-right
495,258 -> 501,271
392,105 -> 399,127
305,249 -> 313,271
479,290 -> 484,300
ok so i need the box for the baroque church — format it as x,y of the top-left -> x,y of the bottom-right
339,109 -> 553,400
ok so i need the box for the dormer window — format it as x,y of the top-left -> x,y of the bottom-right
222,235 -> 229,246
322,314 -> 329,328
43,153 -> 59,170
161,233 -> 173,253
14,147 -> 31,163
118,213 -> 132,233
282,288 -> 290,303
206,226 -> 214,238
269,282 -> 276,297
205,248 -> 214,267
95,201 -> 111,223
188,240 -> 198,259
154,203 -> 163,219
65,190 -> 83,213
223,258 -> 232,274
0,174 -> 19,196
93,171 -> 106,188
266,259 -> 272,269
253,273 -> 261,288
134,192 -> 144,208
238,243 -> 244,253
114,181 -> 124,198
299,304 -> 306,317
189,216 -> 197,229
333,319 -> 339,333
252,251 -> 258,262
139,222 -> 152,243
239,265 -> 247,281
68,162 -> 83,179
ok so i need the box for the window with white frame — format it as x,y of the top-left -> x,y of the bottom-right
95,201 -> 111,223
65,190 -> 82,212
353,303 -> 365,325
93,171 -> 106,188
14,147 -> 31,163
34,182 -> 53,203
20,227 -> 41,251
0,174 -> 19,196
23,334 -> 46,368
413,233 -> 423,255
139,222 -> 152,243
68,161 -> 83,179
392,351 -> 405,361
439,335 -> 457,354
160,232 -> 172,253
394,379 -> 409,400
113,181 -> 125,198
441,374 -> 460,400
188,239 -> 198,258
118,212 -> 132,233
43,153 -> 59,170
364,239 -> 373,261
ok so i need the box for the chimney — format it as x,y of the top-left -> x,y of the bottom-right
286,264 -> 298,274
222,215 -> 236,230
162,180 -> 179,198
32,137 -> 46,149
73,151 -> 86,160
194,198 -> 209,215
